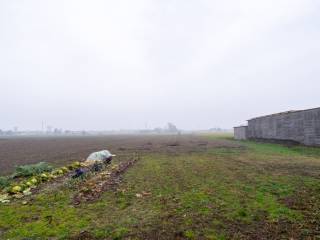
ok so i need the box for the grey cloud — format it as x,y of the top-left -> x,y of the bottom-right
0,0 -> 319,130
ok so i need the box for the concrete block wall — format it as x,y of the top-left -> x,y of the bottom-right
234,126 -> 248,140
247,108 -> 320,146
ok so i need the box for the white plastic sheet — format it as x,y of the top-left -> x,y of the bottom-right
86,150 -> 114,162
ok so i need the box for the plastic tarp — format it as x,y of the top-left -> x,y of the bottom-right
86,150 -> 114,162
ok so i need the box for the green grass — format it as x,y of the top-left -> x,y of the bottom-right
0,135 -> 320,239
206,132 -> 320,157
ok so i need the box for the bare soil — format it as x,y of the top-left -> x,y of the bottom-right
0,135 -> 241,175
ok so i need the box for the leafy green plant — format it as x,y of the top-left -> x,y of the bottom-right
184,230 -> 196,239
13,162 -> 53,178
0,176 -> 10,189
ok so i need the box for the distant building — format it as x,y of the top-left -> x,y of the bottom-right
234,107 -> 320,146
233,126 -> 248,140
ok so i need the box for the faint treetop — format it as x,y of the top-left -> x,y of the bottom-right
167,122 -> 178,133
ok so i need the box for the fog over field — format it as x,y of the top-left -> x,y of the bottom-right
1,0 -> 319,130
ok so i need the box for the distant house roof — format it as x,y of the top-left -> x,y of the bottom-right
247,107 -> 320,121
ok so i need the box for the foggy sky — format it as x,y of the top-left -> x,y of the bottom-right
1,0 -> 320,131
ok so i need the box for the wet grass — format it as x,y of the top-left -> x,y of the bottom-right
0,135 -> 320,239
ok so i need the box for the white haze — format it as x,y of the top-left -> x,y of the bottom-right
1,0 -> 319,131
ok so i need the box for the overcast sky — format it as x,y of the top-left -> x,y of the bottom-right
1,0 -> 319,131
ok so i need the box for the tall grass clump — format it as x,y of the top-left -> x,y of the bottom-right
13,162 -> 53,178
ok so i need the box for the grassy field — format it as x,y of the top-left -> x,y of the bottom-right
0,134 -> 320,239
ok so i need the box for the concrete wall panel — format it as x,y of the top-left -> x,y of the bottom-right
247,108 -> 320,146
234,126 -> 248,140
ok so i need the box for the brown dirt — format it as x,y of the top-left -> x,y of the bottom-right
68,230 -> 97,240
0,135 -> 241,175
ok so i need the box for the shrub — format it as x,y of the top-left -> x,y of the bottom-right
13,162 -> 53,178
